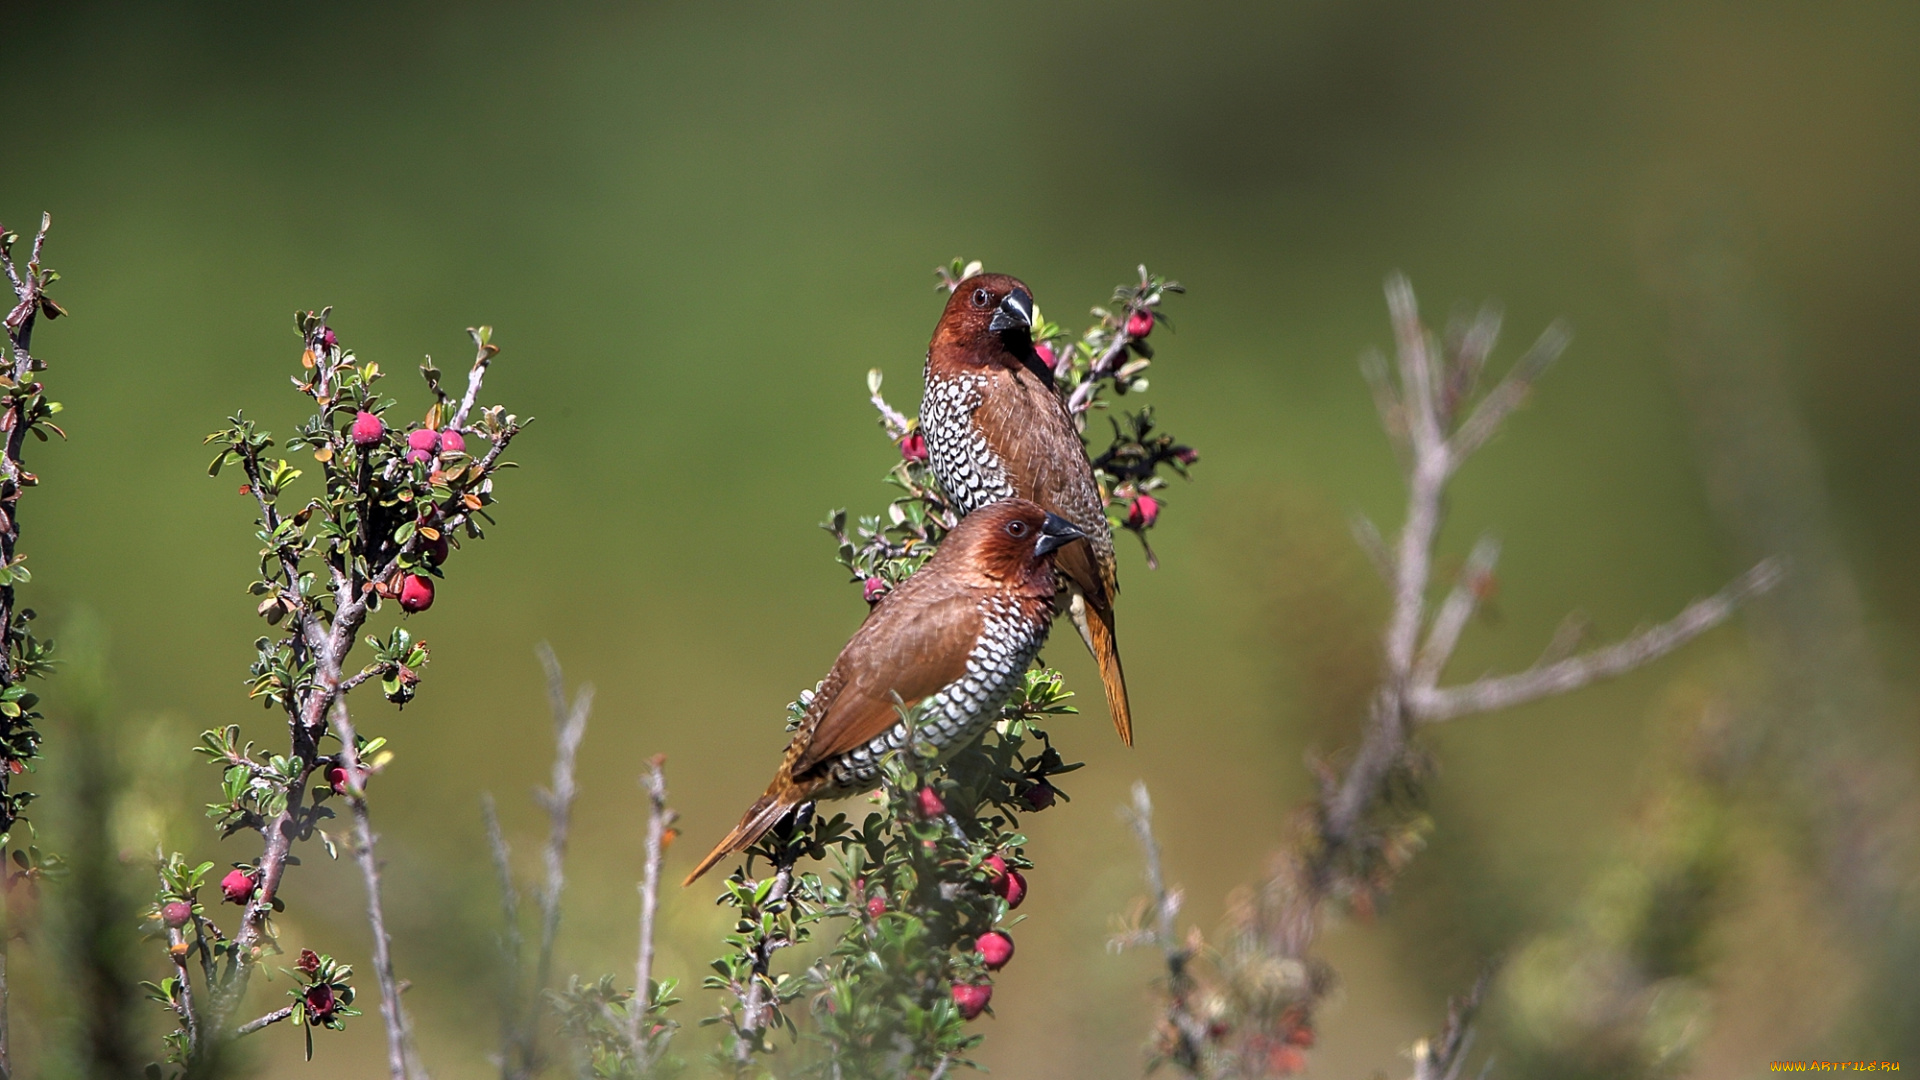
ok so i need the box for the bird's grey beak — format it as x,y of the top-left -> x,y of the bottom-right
989,287 -> 1034,336
1034,512 -> 1085,558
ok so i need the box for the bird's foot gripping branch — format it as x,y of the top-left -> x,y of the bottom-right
145,312 -> 525,1079
703,260 -> 1196,1075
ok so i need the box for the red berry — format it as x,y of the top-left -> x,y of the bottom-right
1286,1023 -> 1315,1048
1125,310 -> 1154,339
1034,342 -> 1055,368
161,900 -> 192,928
220,868 -> 257,905
319,328 -> 338,351
1020,780 -> 1056,811
399,574 -> 434,613
350,411 -> 385,447
916,787 -> 946,817
981,854 -> 1008,882
951,982 -> 992,1020
866,894 -> 886,919
899,432 -> 929,463
1126,494 -> 1160,529
304,982 -> 338,1023
863,577 -> 888,604
426,534 -> 450,566
439,428 -> 466,454
296,948 -> 322,974
327,765 -> 368,795
992,869 -> 1027,910
976,930 -> 1015,970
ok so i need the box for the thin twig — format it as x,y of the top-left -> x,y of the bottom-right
329,694 -> 423,1080
482,795 -> 529,1080
450,327 -> 499,431
1412,535 -> 1501,689
235,1005 -> 296,1037
631,755 -> 676,1061
534,645 -> 590,1010
1410,559 -> 1783,722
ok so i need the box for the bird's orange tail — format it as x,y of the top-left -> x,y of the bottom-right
682,792 -> 796,887
1069,590 -> 1133,746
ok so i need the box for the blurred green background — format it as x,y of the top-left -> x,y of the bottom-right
4,0 -> 1917,1076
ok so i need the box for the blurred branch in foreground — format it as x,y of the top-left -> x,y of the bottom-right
0,213 -> 66,1078
491,650 -> 684,1079
1118,275 -> 1778,1078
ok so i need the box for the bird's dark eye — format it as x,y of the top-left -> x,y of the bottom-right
1005,519 -> 1028,539
971,287 -> 992,309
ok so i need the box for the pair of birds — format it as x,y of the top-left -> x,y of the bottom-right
685,274 -> 1135,886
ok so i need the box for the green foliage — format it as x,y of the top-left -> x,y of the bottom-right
551,973 -> 686,1079
149,309 -> 525,1071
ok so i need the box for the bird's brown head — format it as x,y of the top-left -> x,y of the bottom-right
930,273 -> 1052,383
944,498 -> 1085,594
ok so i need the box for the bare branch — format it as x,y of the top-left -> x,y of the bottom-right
1412,558 -> 1782,722
534,645 -> 590,1006
1386,273 -> 1444,455
482,795 -> 529,1080
1448,319 -> 1569,461
1410,970 -> 1492,1080
1360,347 -> 1409,459
1413,535 -> 1501,689
449,326 -> 500,431
235,1006 -> 296,1038
328,694 -> 425,1080
630,755 -> 677,1060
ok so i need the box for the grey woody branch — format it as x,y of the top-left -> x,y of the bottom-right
1126,274 -> 1779,1079
630,754 -> 676,1064
535,646 -> 590,1024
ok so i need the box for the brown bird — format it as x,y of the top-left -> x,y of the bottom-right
921,274 -> 1134,745
683,500 -> 1084,886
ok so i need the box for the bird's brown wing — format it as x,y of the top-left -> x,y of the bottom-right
789,577 -> 982,776
975,366 -> 1133,745
975,366 -> 1119,603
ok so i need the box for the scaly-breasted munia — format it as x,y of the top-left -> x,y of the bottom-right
684,500 -> 1084,885
921,273 -> 1134,745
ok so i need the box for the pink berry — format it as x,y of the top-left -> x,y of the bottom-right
899,432 -> 928,463
161,900 -> 192,928
981,854 -> 1008,882
866,894 -> 886,919
406,428 -> 439,465
439,428 -> 466,454
399,574 -> 434,613
350,411 -> 385,447
1126,494 -> 1160,529
319,328 -> 338,351
863,576 -> 889,604
1034,342 -> 1055,368
1125,310 -> 1154,339
220,868 -> 257,905
951,983 -> 992,1020
992,869 -> 1027,910
976,930 -> 1015,970
916,787 -> 945,817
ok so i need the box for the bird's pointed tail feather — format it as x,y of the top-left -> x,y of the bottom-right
1068,589 -> 1133,746
682,792 -> 796,886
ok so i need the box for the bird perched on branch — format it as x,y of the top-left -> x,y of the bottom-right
684,500 -> 1084,886
921,273 -> 1134,745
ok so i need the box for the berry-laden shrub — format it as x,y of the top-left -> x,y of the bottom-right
144,310 -> 525,1076
703,260 -> 1197,1076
